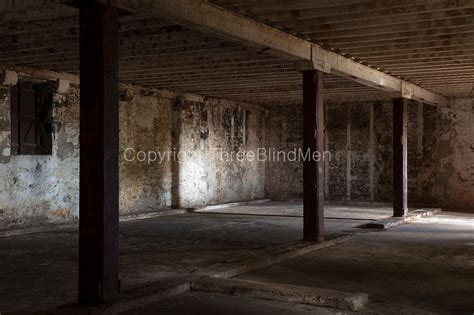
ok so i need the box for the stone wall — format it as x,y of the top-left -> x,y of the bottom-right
415,98 -> 474,210
119,92 -> 266,213
0,85 -> 80,228
1,74 -> 472,229
0,83 -> 266,228
265,100 -> 474,211
263,105 -> 302,200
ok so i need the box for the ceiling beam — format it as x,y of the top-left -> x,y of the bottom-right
62,0 -> 448,106
248,1 -> 474,23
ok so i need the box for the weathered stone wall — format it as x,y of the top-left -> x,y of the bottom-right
415,98 -> 474,210
0,83 -> 266,228
265,100 -> 474,211
263,106 -> 303,200
171,99 -> 266,208
1,74 -> 472,229
118,93 -> 174,214
119,93 -> 266,212
0,86 -> 80,227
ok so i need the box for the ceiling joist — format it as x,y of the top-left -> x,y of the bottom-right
64,0 -> 448,106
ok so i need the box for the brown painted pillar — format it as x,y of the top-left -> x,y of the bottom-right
393,98 -> 408,217
302,70 -> 324,241
79,2 -> 120,304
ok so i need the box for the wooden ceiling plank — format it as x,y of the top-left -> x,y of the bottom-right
74,0 -> 447,106
279,9 -> 474,34
301,16 -> 474,40
319,26 -> 474,47
249,1 -> 474,23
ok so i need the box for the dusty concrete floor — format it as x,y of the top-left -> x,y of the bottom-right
124,291 -> 345,315
1,202 -> 472,314
237,212 -> 474,314
199,200 -> 393,220
0,201 -> 387,312
124,290 -> 429,315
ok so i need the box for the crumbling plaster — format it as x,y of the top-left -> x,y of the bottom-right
1,73 -> 472,229
0,85 -> 79,227
265,99 -> 474,211
0,82 -> 267,228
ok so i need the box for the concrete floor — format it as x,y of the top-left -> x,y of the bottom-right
199,200 -> 393,220
0,201 -> 388,312
1,202 -> 472,313
237,212 -> 474,314
124,291 -> 345,315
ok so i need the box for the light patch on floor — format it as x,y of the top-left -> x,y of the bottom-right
415,214 -> 474,227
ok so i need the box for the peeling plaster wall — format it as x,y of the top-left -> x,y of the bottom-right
415,98 -> 474,210
0,86 -> 80,228
172,99 -> 266,208
0,83 -> 266,229
2,74 -> 472,229
119,94 -> 174,214
263,106 -> 303,200
265,100 -> 474,211
119,94 -> 266,212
